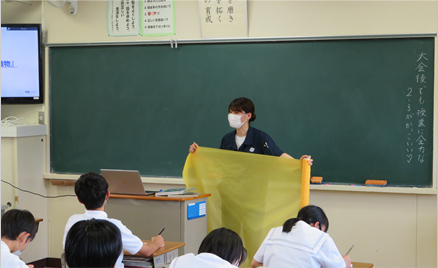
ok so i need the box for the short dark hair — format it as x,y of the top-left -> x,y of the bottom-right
283,205 -> 329,233
228,97 -> 256,122
65,219 -> 122,268
75,172 -> 108,210
1,209 -> 38,241
198,227 -> 247,265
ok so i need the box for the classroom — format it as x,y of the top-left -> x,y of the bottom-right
1,1 -> 437,268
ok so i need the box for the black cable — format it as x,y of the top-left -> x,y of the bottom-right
1,179 -> 76,198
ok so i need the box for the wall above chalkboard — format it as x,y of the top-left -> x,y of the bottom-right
49,36 -> 435,187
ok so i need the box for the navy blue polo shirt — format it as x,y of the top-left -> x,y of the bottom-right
219,126 -> 284,156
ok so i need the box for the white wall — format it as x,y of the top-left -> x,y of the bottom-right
1,1 -> 437,267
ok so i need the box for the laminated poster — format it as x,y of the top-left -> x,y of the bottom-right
108,0 -> 140,36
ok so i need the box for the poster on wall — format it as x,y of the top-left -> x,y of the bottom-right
199,0 -> 247,38
108,0 -> 140,36
141,0 -> 176,36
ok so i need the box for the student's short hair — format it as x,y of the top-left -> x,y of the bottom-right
75,172 -> 109,210
228,97 -> 256,122
198,227 -> 247,265
283,205 -> 329,233
65,219 -> 122,268
1,209 -> 38,241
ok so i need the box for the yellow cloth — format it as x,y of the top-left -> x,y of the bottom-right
183,147 -> 310,266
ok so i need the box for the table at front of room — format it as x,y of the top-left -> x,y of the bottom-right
106,194 -> 210,254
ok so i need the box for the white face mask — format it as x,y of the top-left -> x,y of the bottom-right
228,113 -> 247,129
12,241 -> 24,256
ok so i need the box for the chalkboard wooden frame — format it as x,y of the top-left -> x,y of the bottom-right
49,36 -> 435,187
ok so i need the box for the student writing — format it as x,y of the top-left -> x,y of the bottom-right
251,205 -> 351,268
62,172 -> 165,268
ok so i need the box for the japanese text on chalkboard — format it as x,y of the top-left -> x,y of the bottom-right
406,52 -> 429,164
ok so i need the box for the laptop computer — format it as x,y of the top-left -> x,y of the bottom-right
100,169 -> 149,196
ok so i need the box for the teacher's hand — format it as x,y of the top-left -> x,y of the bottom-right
189,142 -> 199,153
300,155 -> 313,166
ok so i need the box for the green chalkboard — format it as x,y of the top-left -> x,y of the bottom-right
50,37 -> 434,186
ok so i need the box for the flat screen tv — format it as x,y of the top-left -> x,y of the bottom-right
1,24 -> 44,104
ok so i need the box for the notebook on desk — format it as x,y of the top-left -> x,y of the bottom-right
100,169 -> 151,196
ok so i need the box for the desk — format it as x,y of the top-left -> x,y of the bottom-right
124,241 -> 185,268
352,262 -> 374,268
107,194 -> 210,254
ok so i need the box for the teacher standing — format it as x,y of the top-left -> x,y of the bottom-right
189,97 -> 312,165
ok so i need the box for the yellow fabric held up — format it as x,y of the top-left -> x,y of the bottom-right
183,147 -> 310,266
301,157 -> 311,208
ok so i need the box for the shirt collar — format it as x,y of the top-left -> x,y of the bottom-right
84,210 -> 108,219
242,126 -> 255,146
1,240 -> 9,251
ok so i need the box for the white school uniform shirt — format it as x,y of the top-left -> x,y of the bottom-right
169,252 -> 238,268
253,221 -> 346,268
62,210 -> 143,268
1,241 -> 29,268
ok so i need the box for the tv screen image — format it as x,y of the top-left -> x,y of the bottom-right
1,24 -> 43,104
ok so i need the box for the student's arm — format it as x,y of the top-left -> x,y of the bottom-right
251,259 -> 263,268
342,255 -> 352,268
136,235 -> 165,256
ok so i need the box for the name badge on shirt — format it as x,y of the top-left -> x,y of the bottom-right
249,147 -> 255,152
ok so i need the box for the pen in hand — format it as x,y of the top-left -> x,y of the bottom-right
158,228 -> 165,235
345,245 -> 354,255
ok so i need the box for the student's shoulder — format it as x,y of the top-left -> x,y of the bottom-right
266,226 -> 283,239
170,253 -> 196,267
65,213 -> 86,225
105,217 -> 126,228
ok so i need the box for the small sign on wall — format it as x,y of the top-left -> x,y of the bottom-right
141,0 -> 176,36
187,201 -> 206,220
108,0 -> 175,36
108,0 -> 140,36
199,0 -> 248,38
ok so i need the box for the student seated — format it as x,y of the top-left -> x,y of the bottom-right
1,209 -> 38,268
62,172 -> 164,268
251,205 -> 352,268
65,219 -> 122,268
170,227 -> 247,268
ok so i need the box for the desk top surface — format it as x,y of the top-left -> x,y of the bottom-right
352,262 -> 374,268
124,241 -> 185,257
110,193 -> 211,201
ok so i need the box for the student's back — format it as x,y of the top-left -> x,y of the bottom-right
252,205 -> 350,268
253,221 -> 344,268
